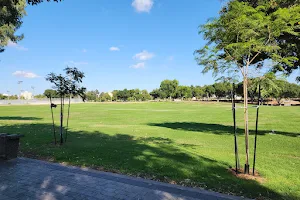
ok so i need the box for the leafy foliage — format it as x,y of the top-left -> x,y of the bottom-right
1,0 -> 62,53
0,0 -> 26,52
238,0 -> 300,80
159,79 -> 179,99
43,89 -> 59,98
195,0 -> 299,77
175,86 -> 192,99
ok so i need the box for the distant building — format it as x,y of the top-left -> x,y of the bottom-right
20,91 -> 33,100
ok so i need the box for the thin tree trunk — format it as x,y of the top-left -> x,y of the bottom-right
243,67 -> 250,174
50,96 -> 56,145
65,96 -> 71,142
60,96 -> 64,144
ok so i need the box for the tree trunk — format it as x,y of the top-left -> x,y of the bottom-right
65,96 -> 71,142
60,96 -> 64,144
50,96 -> 57,145
243,72 -> 250,174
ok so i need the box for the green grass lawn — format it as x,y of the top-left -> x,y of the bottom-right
0,102 -> 299,199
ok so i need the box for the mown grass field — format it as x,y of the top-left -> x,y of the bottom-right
0,102 -> 299,199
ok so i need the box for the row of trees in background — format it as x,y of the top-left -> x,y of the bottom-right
1,77 -> 299,103
85,89 -> 152,102
0,94 -> 18,100
82,78 -> 300,102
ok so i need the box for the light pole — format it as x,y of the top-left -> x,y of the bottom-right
18,81 -> 23,100
7,90 -> 10,101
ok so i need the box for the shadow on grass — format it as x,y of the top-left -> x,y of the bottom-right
0,116 -> 42,121
148,122 -> 300,137
0,123 -> 297,199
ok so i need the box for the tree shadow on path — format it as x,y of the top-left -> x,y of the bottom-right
0,123 -> 298,199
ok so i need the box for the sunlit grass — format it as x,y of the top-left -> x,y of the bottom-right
0,102 -> 299,199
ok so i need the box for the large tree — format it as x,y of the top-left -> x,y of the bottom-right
195,0 -> 299,173
159,79 -> 179,99
1,0 -> 62,52
175,86 -> 192,99
191,85 -> 204,99
213,82 -> 231,100
0,0 -> 26,52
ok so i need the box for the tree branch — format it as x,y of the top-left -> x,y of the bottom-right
249,52 -> 261,65
224,49 -> 245,76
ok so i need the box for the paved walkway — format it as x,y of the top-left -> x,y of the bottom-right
0,158 -> 245,200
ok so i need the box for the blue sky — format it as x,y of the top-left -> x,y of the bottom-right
1,0 -> 299,95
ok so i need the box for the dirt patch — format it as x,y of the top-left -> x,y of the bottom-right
228,167 -> 265,183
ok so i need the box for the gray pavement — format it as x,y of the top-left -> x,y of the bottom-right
0,158 -> 246,200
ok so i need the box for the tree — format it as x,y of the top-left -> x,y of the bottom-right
0,94 -> 7,100
46,67 -> 86,144
86,90 -> 99,102
195,0 -> 298,173
100,92 -> 112,102
0,0 -> 26,52
213,82 -> 231,100
34,94 -> 46,99
249,72 -> 281,101
116,89 -> 131,101
159,79 -> 179,99
175,86 -> 192,99
150,89 -> 161,99
44,89 -> 58,98
191,86 -> 204,99
270,80 -> 300,104
203,85 -> 215,99
1,0 -> 62,53
112,90 -> 118,101
140,90 -> 152,101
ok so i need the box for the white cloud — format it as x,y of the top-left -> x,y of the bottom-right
7,41 -> 28,51
109,47 -> 120,51
82,49 -> 87,53
66,61 -> 89,66
130,62 -> 145,69
12,71 -> 39,78
133,50 -> 154,61
132,0 -> 154,13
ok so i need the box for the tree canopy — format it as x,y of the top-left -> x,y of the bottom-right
159,79 -> 179,99
1,0 -> 62,52
44,89 -> 59,98
237,0 -> 300,80
0,0 -> 26,52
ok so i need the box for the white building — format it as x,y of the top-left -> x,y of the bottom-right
20,91 -> 33,100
